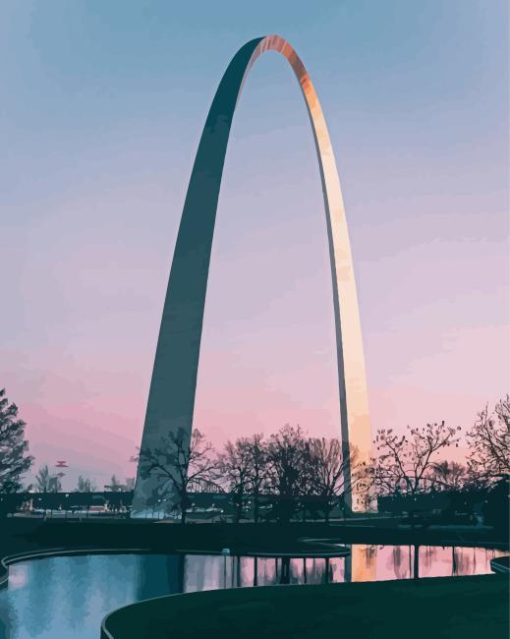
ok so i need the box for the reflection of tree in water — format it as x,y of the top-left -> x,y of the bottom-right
233,556 -> 241,588
242,547 -> 505,589
237,556 -> 251,588
329,557 -> 341,582
275,557 -> 300,584
451,547 -> 459,575
351,544 -> 378,582
248,557 -> 275,587
390,545 -> 402,579
0,596 -> 11,639
324,558 -> 332,584
453,547 -> 488,576
304,558 -> 324,585
413,545 -> 420,579
390,545 -> 412,580
24,557 -> 56,636
289,558 -> 300,584
264,556 -> 341,586
453,546 -> 505,577
101,555 -> 141,613
64,555 -> 91,631
418,545 -> 458,578
136,554 -> 184,600
0,565 -> 27,639
350,545 -> 377,582
363,545 -> 377,575
387,545 -> 501,579
186,554 -> 227,592
453,547 -> 476,575
421,545 -> 436,572
329,556 -> 345,583
4,545 -> 507,639
278,557 -> 291,584
344,550 -> 352,583
272,558 -> 288,585
255,557 -> 277,586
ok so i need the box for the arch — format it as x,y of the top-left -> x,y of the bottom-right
133,35 -> 372,513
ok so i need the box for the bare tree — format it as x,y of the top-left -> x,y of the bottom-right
430,460 -> 466,491
137,428 -> 219,524
49,471 -> 62,493
308,438 -> 362,521
265,425 -> 312,523
467,396 -> 510,483
370,422 -> 461,497
107,475 -> 124,492
245,434 -> 268,522
0,388 -> 34,493
75,475 -> 96,492
219,438 -> 252,522
35,464 -> 61,493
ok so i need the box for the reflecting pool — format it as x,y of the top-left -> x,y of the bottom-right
0,545 -> 505,639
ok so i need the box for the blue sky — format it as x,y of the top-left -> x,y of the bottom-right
0,0 -> 508,487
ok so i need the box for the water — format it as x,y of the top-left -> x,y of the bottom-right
0,545 -> 505,639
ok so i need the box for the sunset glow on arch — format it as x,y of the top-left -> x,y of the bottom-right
133,35 -> 372,513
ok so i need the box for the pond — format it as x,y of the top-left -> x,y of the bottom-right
0,545 -> 505,639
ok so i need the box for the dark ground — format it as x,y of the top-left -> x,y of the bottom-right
1,515 -> 507,583
101,574 -> 509,639
1,517 -> 507,639
2,515 -> 507,557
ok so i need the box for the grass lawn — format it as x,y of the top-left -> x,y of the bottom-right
102,574 -> 508,639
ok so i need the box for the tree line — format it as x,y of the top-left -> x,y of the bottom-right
0,388 -> 131,496
30,466 -> 131,494
370,396 -> 510,497
137,425 -> 362,523
137,396 -> 509,523
1,386 -> 508,523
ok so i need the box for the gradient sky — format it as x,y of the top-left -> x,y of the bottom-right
1,0 -> 508,489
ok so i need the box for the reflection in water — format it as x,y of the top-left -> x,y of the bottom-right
351,545 -> 377,582
0,545 -> 505,639
136,554 -> 184,600
24,555 -> 55,636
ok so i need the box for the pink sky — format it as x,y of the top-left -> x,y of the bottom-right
1,2 -> 508,489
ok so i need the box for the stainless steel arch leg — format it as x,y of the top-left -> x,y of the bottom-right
133,35 -> 372,514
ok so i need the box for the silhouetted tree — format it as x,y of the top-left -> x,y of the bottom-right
467,395 -> 510,483
370,422 -> 461,497
265,425 -> 312,523
75,475 -> 96,492
0,388 -> 34,493
308,438 -> 361,522
245,433 -> 268,522
430,460 -> 467,491
138,428 -> 219,523
107,474 -> 124,492
482,474 -> 509,536
219,439 -> 252,522
35,464 -> 61,493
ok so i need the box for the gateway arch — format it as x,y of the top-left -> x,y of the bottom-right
133,35 -> 372,513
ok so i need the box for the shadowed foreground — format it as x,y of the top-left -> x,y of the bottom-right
102,574 -> 509,639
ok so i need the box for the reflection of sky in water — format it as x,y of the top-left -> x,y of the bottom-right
0,546 -> 506,639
